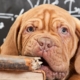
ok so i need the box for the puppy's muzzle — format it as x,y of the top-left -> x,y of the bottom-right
37,37 -> 53,51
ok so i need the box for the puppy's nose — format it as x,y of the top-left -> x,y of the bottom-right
38,37 -> 52,49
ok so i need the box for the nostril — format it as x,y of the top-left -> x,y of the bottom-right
37,37 -> 53,48
47,44 -> 52,48
39,42 -> 43,46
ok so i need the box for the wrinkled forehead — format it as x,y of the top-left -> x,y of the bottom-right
22,5 -> 73,20
21,4 -> 76,30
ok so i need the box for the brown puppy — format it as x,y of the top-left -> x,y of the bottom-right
0,4 -> 80,80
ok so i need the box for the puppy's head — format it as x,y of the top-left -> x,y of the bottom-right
1,4 -> 80,80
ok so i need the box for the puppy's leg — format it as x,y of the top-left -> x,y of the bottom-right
69,74 -> 80,80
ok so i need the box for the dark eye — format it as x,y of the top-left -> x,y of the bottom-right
27,26 -> 35,32
58,27 -> 69,35
61,27 -> 68,33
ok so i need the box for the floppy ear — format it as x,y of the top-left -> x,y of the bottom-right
0,47 -> 1,53
73,17 -> 80,74
1,15 -> 22,55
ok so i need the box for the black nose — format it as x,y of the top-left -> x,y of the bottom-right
37,37 -> 52,49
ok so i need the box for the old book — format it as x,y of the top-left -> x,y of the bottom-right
0,70 -> 45,80
0,55 -> 45,80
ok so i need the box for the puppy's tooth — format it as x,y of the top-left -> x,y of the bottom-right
34,57 -> 41,60
53,72 -> 56,76
61,73 -> 65,77
38,61 -> 43,65
58,72 -> 62,79
55,72 -> 57,77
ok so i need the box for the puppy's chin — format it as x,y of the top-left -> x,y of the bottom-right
39,57 -> 69,80
22,47 -> 69,80
23,52 -> 69,80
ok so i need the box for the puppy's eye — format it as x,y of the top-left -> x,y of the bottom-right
61,27 -> 68,34
27,26 -> 35,32
58,27 -> 69,35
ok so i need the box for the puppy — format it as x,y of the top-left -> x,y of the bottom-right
0,4 -> 80,80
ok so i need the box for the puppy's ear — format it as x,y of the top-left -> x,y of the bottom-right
0,47 -> 1,54
1,15 -> 22,55
73,17 -> 80,74
74,17 -> 80,37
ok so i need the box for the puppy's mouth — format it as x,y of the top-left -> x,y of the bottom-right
39,57 -> 67,80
